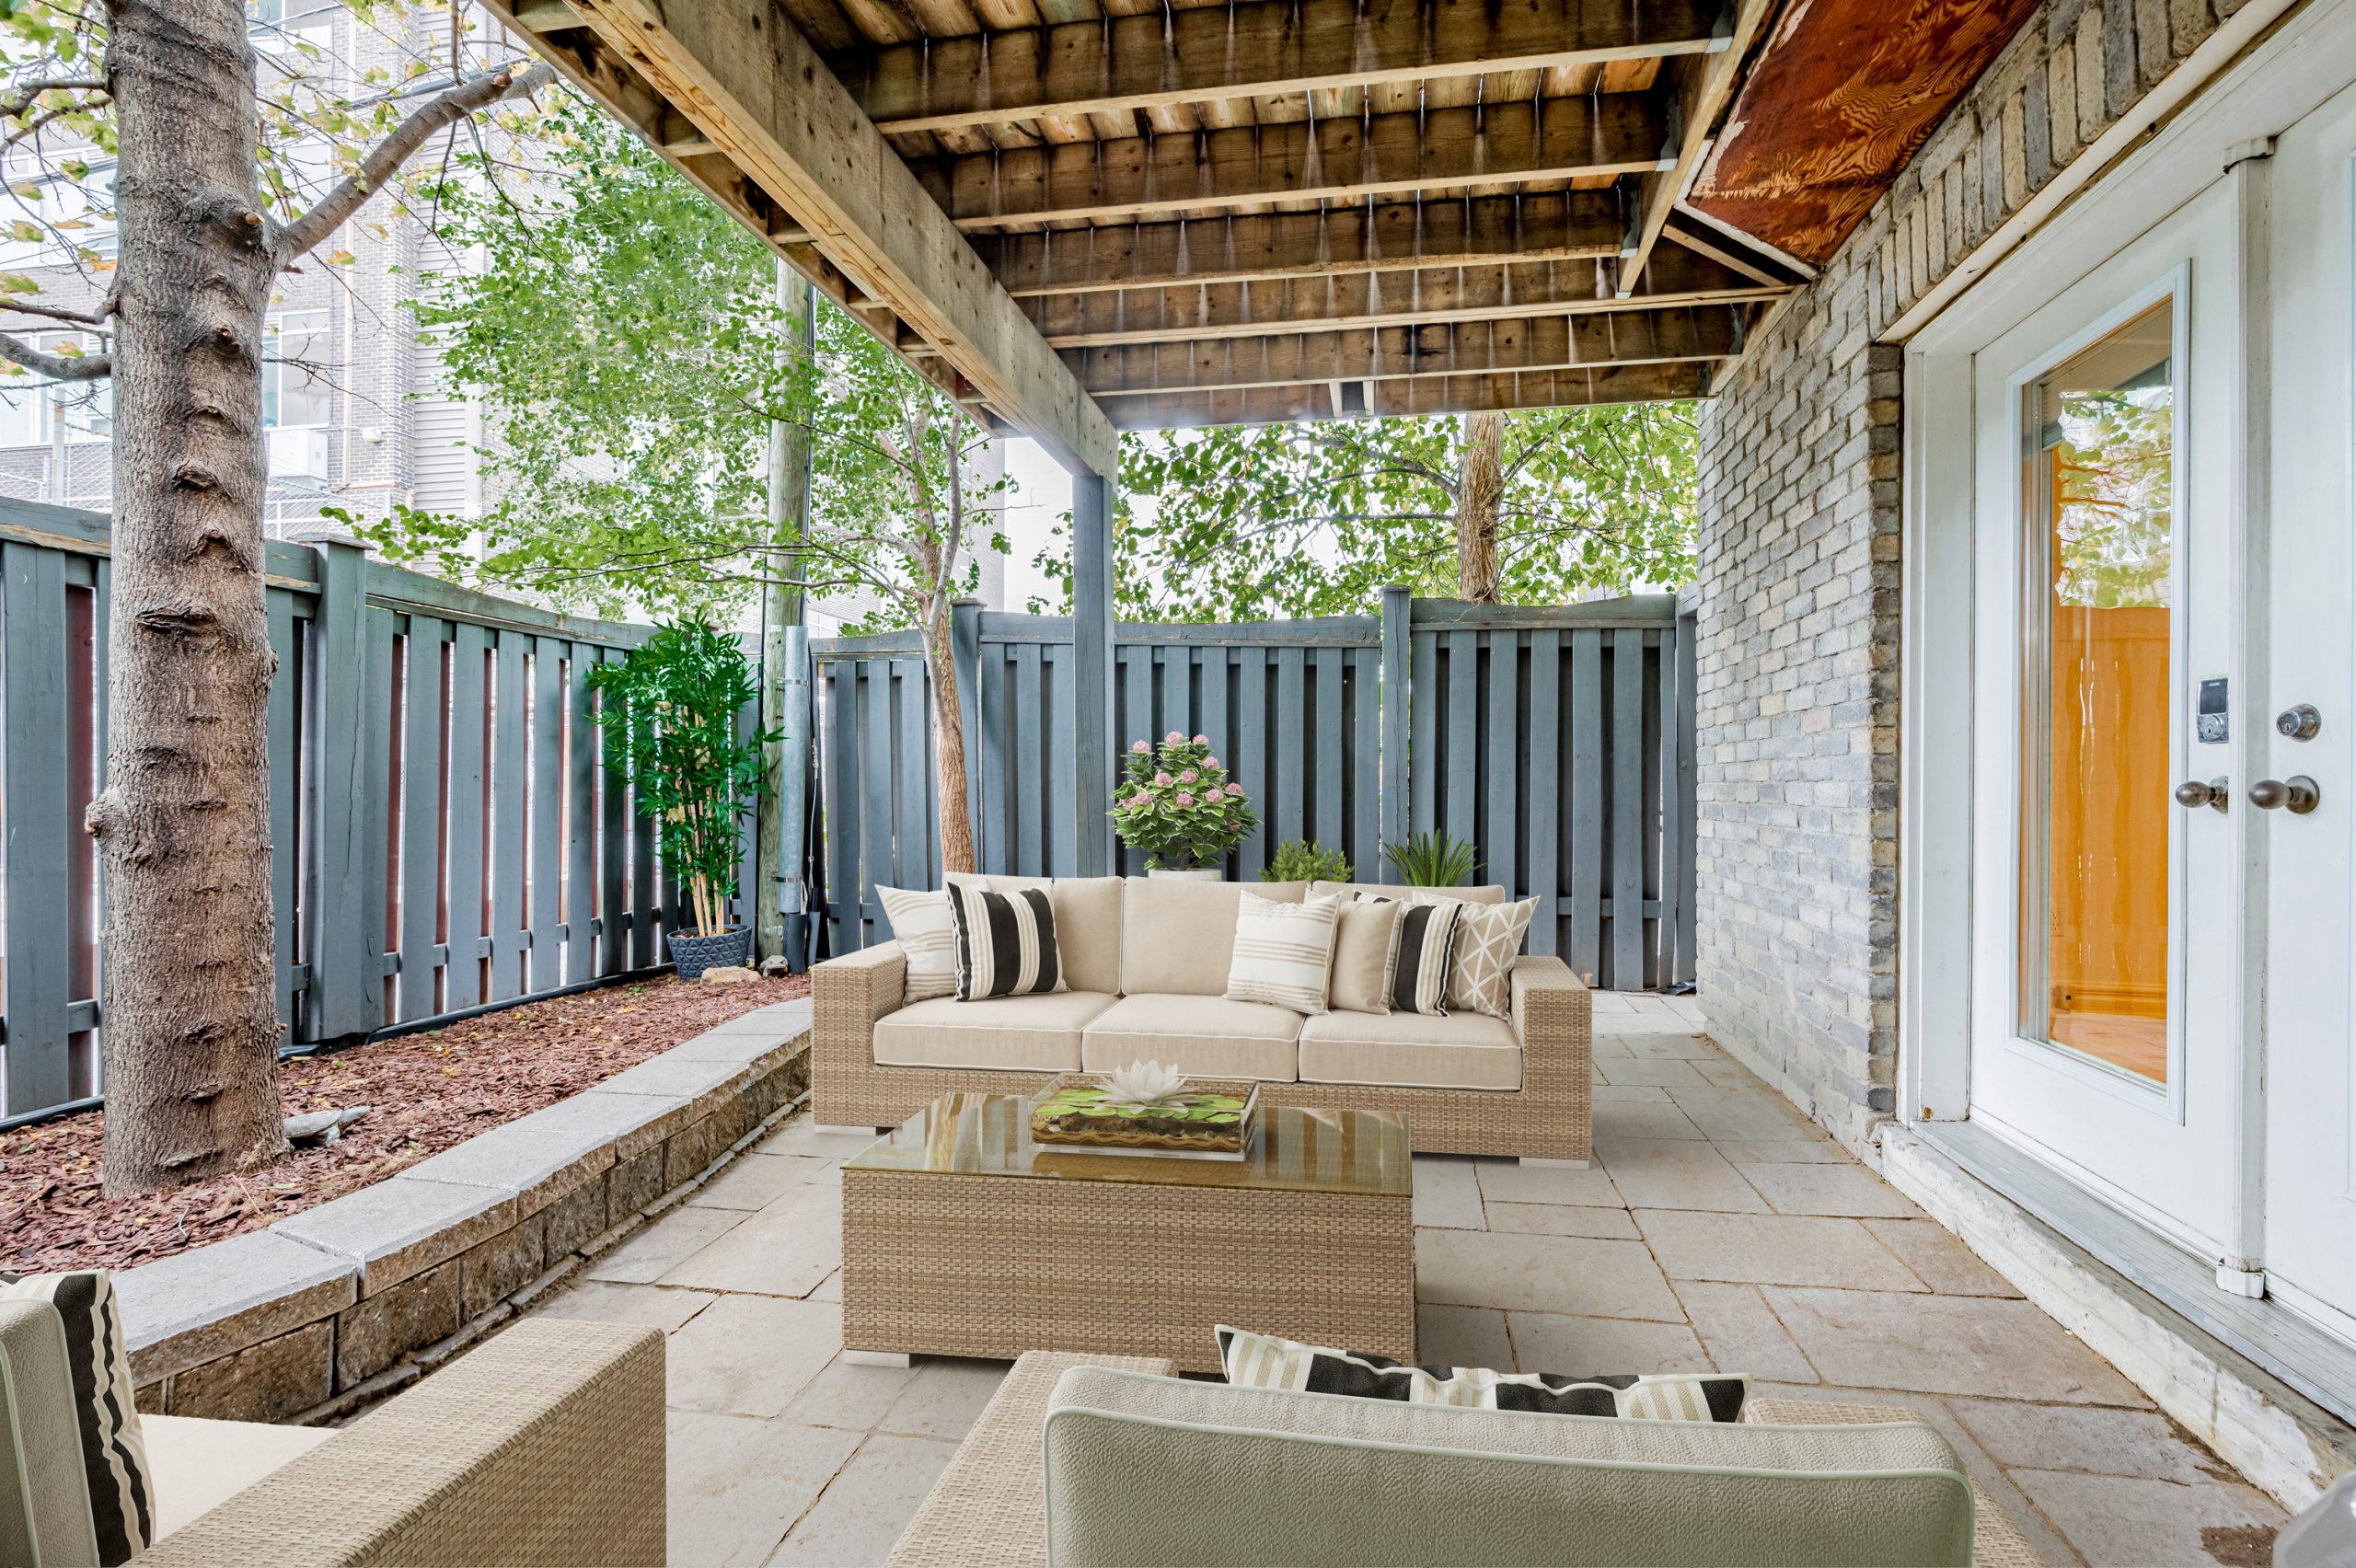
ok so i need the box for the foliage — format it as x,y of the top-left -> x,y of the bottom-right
1381,830 -> 1482,887
1027,406 -> 1698,620
585,623 -> 775,938
1262,839 -> 1350,883
1110,732 -> 1260,871
2050,385 -> 2173,610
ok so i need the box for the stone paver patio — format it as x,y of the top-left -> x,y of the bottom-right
530,993 -> 2287,1567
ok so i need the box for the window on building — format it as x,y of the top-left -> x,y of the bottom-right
0,333 -> 110,446
263,309 -> 333,428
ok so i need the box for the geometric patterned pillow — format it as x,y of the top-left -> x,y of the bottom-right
1216,1324 -> 1747,1422
877,885 -> 958,1005
1412,893 -> 1536,1018
0,1270 -> 155,1563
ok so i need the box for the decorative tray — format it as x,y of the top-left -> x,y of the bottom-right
1029,1076 -> 1261,1160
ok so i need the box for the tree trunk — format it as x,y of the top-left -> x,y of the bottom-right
927,635 -> 976,875
1455,410 -> 1505,603
88,0 -> 288,1194
756,263 -> 814,963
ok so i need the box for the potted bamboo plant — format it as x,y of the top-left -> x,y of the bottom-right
588,622 -> 775,977
1110,732 -> 1260,878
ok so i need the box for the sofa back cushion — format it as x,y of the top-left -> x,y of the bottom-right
1313,880 -> 1507,905
948,875 -> 1124,995
1121,879 -> 1307,996
0,1298 -> 105,1568
1042,1366 -> 1977,1568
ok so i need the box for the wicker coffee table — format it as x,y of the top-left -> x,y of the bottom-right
840,1091 -> 1415,1373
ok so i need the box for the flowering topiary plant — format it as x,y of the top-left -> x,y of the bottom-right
1109,732 -> 1260,871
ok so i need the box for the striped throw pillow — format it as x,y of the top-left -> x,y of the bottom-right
1216,1325 -> 1748,1423
1,1270 -> 154,1564
877,885 -> 958,1005
949,882 -> 1068,1000
1357,894 -> 1461,1015
1225,891 -> 1344,1014
1412,893 -> 1539,1019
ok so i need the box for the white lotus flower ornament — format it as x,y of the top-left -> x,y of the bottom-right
1097,1059 -> 1189,1112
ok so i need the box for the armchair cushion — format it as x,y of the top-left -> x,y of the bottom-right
873,990 -> 1119,1071
1119,878 -> 1307,997
1297,1007 -> 1522,1090
0,1270 -> 153,1564
949,876 -> 1125,995
1080,993 -> 1302,1080
141,1415 -> 334,1540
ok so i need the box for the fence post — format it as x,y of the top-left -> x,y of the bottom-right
1378,585 -> 1411,883
951,596 -> 985,873
1673,595 -> 1700,986
301,535 -> 379,1042
1070,472 -> 1115,875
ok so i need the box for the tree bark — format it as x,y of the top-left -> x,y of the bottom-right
89,0 -> 288,1193
928,636 -> 976,875
1455,411 -> 1505,603
756,264 -> 814,962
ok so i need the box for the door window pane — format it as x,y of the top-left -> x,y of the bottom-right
264,309 -> 332,428
2019,298 -> 2175,1084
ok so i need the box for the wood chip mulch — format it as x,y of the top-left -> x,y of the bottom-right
1,971 -> 812,1276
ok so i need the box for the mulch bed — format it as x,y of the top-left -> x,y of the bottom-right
1,971 -> 812,1276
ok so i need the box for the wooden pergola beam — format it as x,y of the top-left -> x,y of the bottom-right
529,0 -> 1116,476
834,0 -> 1720,134
1102,361 -> 1712,428
1617,0 -> 1775,295
974,192 -> 1625,297
1065,306 -> 1743,396
1023,248 -> 1782,346
914,95 -> 1673,228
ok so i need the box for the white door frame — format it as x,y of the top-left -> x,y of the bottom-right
1896,0 -> 2356,1277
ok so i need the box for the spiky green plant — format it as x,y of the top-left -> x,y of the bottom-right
1380,830 -> 1482,887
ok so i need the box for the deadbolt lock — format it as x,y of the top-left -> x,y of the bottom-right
2249,776 -> 2321,814
2174,778 -> 2231,812
2276,704 -> 2322,741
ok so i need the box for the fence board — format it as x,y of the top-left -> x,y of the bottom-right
1526,630 -> 1562,955
1487,633 -> 1519,903
267,592 -> 305,1037
2,541 -> 72,1113
1350,648 -> 1377,880
1235,645 -> 1268,880
1011,642 -> 1043,876
1567,629 -> 1604,984
1313,648 -> 1343,852
491,632 -> 528,999
1273,647 -> 1304,849
398,621 -> 448,1020
597,649 -> 630,974
1611,626 -> 1646,990
527,640 -> 564,993
822,651 -> 860,951
1445,631 -> 1478,858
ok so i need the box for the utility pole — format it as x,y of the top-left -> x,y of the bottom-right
756,261 -> 816,967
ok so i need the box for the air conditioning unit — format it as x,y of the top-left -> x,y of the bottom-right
267,426 -> 329,490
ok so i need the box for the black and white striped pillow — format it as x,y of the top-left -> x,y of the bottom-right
1357,894 -> 1460,1015
1217,1325 -> 1748,1423
948,882 -> 1068,1000
1,1270 -> 155,1563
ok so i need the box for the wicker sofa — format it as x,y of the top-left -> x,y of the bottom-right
1,1309 -> 664,1567
813,875 -> 1593,1162
884,1351 -> 2041,1568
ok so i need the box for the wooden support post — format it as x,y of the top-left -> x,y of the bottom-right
303,537 -> 382,1042
1378,585 -> 1410,883
1070,470 -> 1115,876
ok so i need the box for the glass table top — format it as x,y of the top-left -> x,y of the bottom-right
843,1092 -> 1413,1197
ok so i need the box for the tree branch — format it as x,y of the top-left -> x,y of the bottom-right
0,296 -> 113,328
276,61 -> 556,260
0,329 -> 109,379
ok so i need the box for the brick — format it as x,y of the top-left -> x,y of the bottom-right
458,1214 -> 548,1319
272,1175 -> 515,1296
335,1258 -> 460,1389
168,1321 -> 334,1423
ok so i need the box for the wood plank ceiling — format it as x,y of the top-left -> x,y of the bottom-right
492,0 -> 1810,444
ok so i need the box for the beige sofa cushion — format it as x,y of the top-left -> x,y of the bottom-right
1314,880 -> 1506,905
951,873 -> 1124,996
1298,1007 -> 1522,1090
1326,898 -> 1403,1014
1120,878 -> 1308,996
873,990 -> 1117,1071
144,1414 -> 336,1539
1081,993 -> 1302,1080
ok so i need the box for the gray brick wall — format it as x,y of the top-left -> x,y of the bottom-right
1694,0 -> 2251,1152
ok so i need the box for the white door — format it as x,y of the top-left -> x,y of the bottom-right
2261,80 -> 2356,1338
1966,179 -> 2253,1262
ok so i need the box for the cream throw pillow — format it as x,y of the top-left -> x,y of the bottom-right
876,885 -> 958,1004
1411,893 -> 1538,1018
1225,892 -> 1345,1015
1325,897 -> 1403,1014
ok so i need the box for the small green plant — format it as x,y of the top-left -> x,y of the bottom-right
1381,830 -> 1482,887
1110,732 -> 1261,870
587,622 -> 777,938
1263,839 -> 1350,883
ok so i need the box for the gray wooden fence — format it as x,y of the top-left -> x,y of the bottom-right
0,500 -> 699,1126
815,588 -> 1698,992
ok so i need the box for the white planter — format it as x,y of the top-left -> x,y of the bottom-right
1147,866 -> 1224,882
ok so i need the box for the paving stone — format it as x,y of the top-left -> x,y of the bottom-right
1712,1138 -> 1849,1165
167,1320 -> 333,1423
1596,1056 -> 1712,1088
1947,1398 -> 2223,1484
1590,1099 -> 1707,1141
760,1117 -> 885,1159
781,1355 -> 924,1431
1410,1155 -> 1486,1229
875,1357 -> 1011,1442
1761,1287 -> 2151,1406
1590,1083 -> 1675,1103
666,1410 -> 859,1568
658,1182 -> 841,1297
1862,1219 -> 2022,1297
116,1228 -> 356,1380
766,1433 -> 959,1568
272,1175 -> 517,1295
536,1281 -> 718,1335
1418,1304 -> 1513,1369
665,1294 -> 843,1417
1473,1158 -> 1623,1209
1664,1086 -> 1820,1142
1618,1033 -> 1724,1060
1415,1228 -> 1683,1322
689,1151 -> 834,1211
586,1205 -> 748,1285
1636,1209 -> 1927,1291
1669,1280 -> 1819,1384
2009,1467 -> 2283,1566
808,1269 -> 843,1302
1589,1036 -> 1638,1060
1506,1311 -> 1714,1375
1484,1201 -> 1641,1240
1738,1160 -> 1923,1218
1596,1137 -> 1769,1213
336,1257 -> 461,1388
1695,1059 -> 1772,1090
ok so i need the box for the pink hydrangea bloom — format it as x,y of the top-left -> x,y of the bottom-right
1131,739 -> 1149,755
1174,791 -> 1195,808
1193,733 -> 1208,745
1225,782 -> 1245,798
1165,730 -> 1184,744
1205,756 -> 1219,769
1178,768 -> 1199,784
1154,771 -> 1172,787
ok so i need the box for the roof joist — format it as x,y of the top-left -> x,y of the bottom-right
914,95 -> 1674,228
1103,361 -> 1713,428
833,0 -> 1721,134
1063,306 -> 1745,396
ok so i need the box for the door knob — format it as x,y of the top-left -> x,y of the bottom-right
2277,704 -> 2322,740
2249,776 -> 2321,813
2175,778 -> 2230,812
